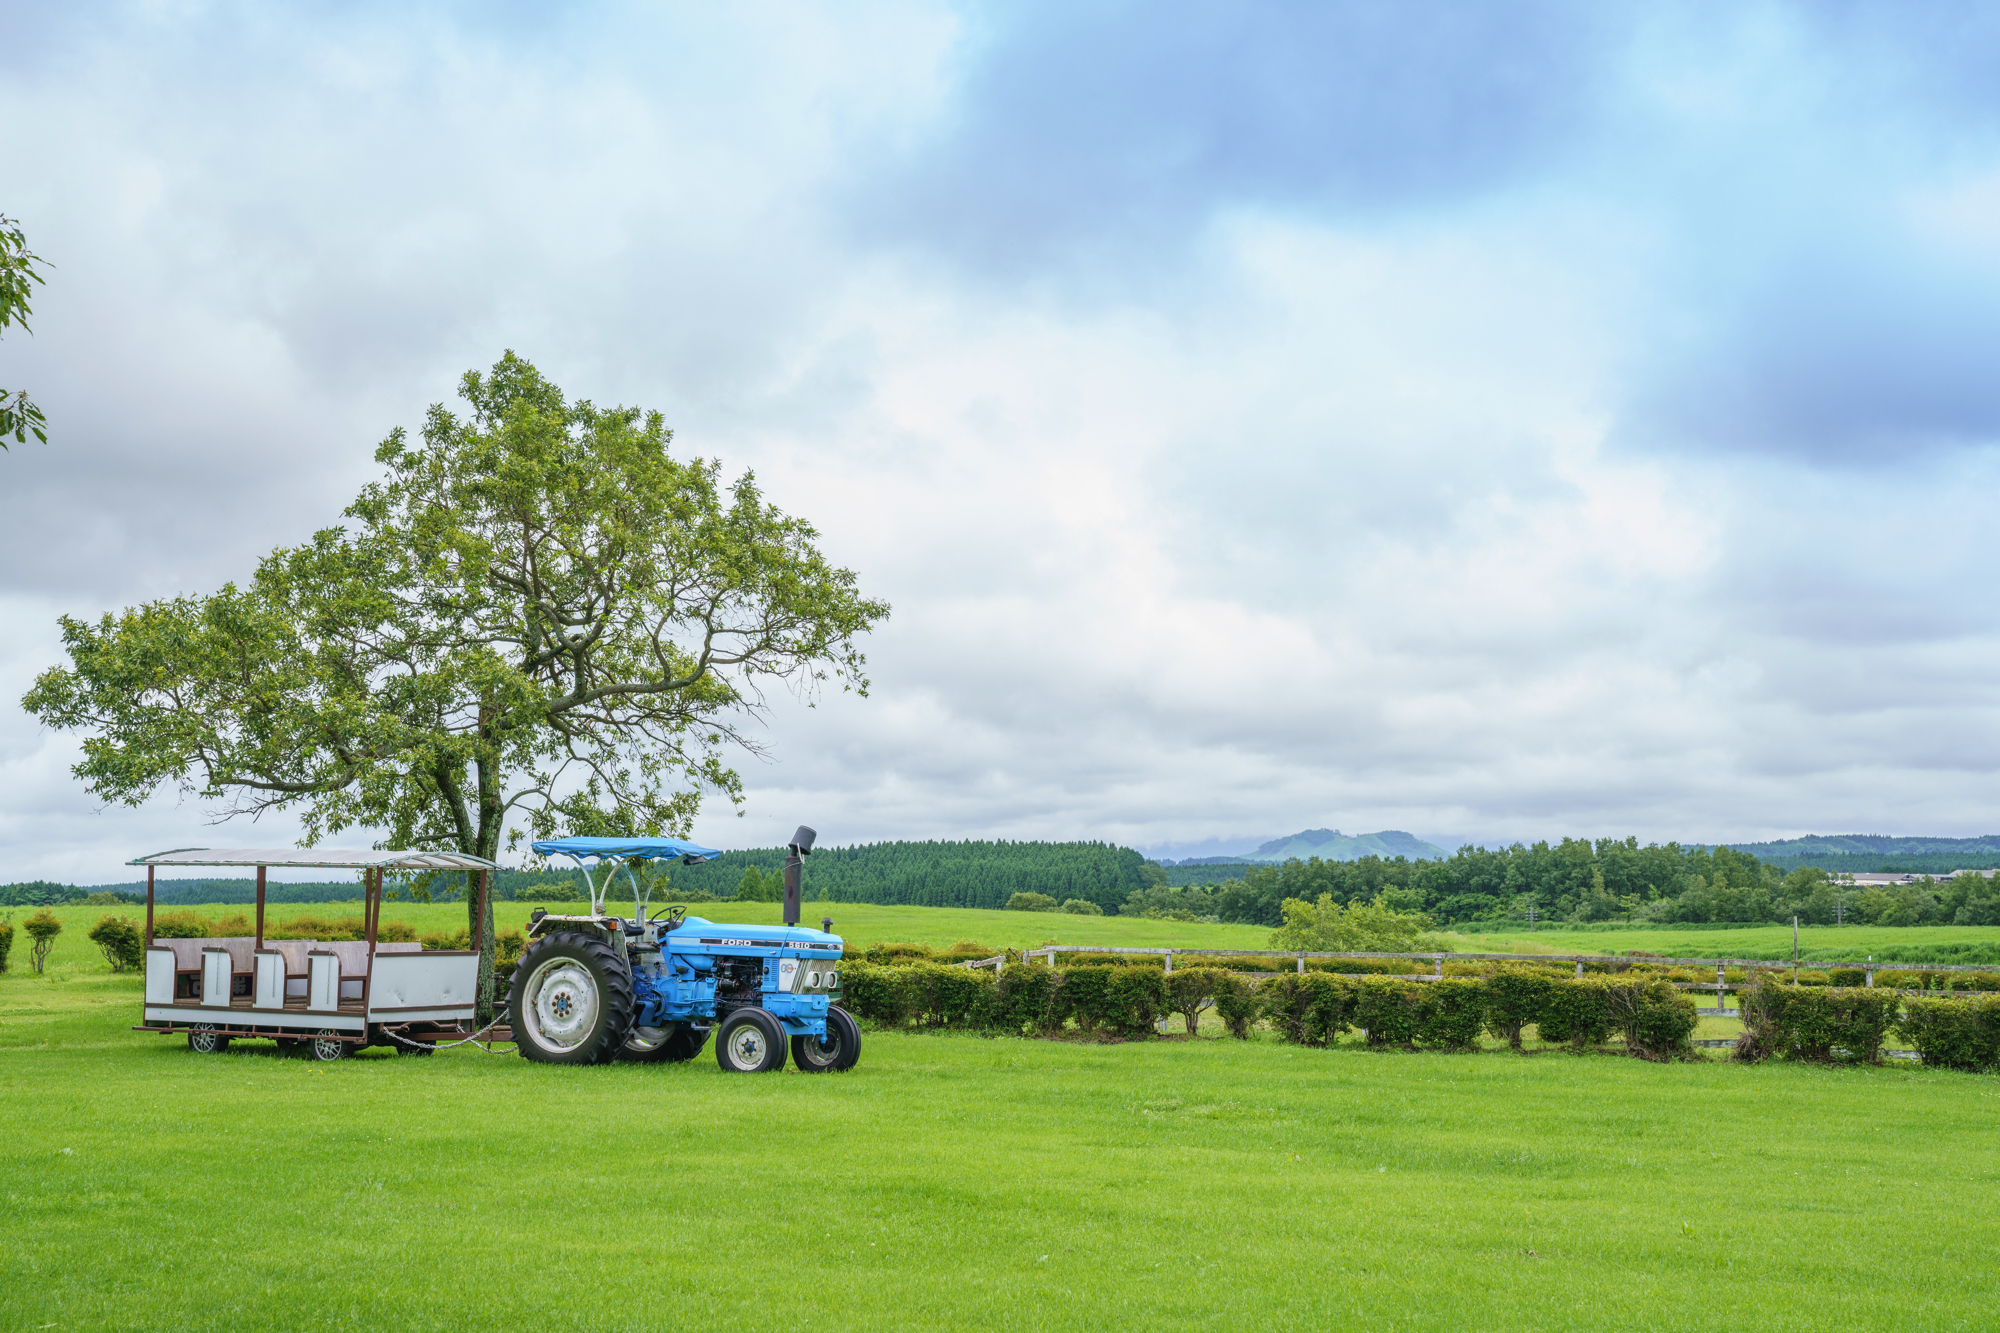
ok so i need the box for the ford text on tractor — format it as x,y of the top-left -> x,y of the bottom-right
512,827 -> 860,1073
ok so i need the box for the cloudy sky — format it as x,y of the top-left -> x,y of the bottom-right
6,1 -> 2000,882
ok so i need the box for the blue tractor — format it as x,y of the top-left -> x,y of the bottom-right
508,827 -> 859,1073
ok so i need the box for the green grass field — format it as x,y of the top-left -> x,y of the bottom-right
1443,923 -> 2000,964
4,906 -> 1999,1329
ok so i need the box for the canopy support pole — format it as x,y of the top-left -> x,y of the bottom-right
254,865 -> 266,950
145,865 -> 155,947
366,868 -> 379,950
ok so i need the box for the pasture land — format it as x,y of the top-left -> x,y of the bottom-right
1443,923 -> 2000,964
3,964 -> 1997,1329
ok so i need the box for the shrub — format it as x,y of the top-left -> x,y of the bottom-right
1163,966 -> 1234,1035
87,914 -> 145,972
0,916 -> 12,972
1212,971 -> 1258,1039
151,909 -> 215,938
210,913 -> 252,936
24,908 -> 62,973
1949,973 -> 2000,993
1898,995 -> 2000,1071
1828,968 -> 1866,987
935,939 -> 997,962
1049,965 -> 1165,1038
865,941 -> 935,964
1599,977 -> 1699,1061
83,891 -> 135,906
836,961 -> 912,1027
378,919 -> 418,943
1260,973 -> 1354,1046
995,964 -> 1060,1033
1738,980 -> 1898,1064
1484,966 -> 1557,1050
1352,977 -> 1426,1049
1007,892 -> 1059,912
516,883 -> 582,902
1059,898 -> 1103,915
267,914 -> 365,941
1063,951 -> 1163,968
1538,977 -> 1612,1050
1417,978 -> 1488,1051
420,927 -> 472,950
902,962 -> 998,1029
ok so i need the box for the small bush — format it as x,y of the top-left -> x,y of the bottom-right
1898,995 -> 2000,1071
1007,892 -> 1059,912
1949,973 -> 2000,993
24,908 -> 62,973
151,909 -> 216,938
1538,977 -> 1612,1050
1063,951 -> 1163,968
1417,978 -> 1488,1051
1059,898 -> 1103,915
1737,981 -> 1898,1064
1599,977 -> 1699,1061
836,961 -> 911,1027
267,914 -> 365,941
0,917 -> 12,972
865,941 -> 935,964
210,913 -> 253,937
87,914 -> 145,972
83,891 -> 135,906
1212,972 -> 1258,1039
1828,968 -> 1866,987
1162,966 -> 1227,1035
1260,972 -> 1353,1046
995,965 -> 1060,1033
900,962 -> 998,1029
516,883 -> 583,902
1352,977 -> 1426,1049
1484,966 -> 1557,1050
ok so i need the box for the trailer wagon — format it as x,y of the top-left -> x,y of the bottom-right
129,846 -> 498,1061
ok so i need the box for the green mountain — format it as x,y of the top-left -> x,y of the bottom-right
1245,829 -> 1450,864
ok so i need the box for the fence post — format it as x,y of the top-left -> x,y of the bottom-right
1165,951 -> 1173,974
1297,953 -> 1305,974
1434,954 -> 1443,981
1575,960 -> 1583,978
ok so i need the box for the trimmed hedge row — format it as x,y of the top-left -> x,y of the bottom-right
837,961 -> 1702,1059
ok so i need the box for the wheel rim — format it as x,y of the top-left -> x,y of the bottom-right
190,1025 -> 220,1053
312,1031 -> 343,1060
523,956 -> 600,1052
727,1022 -> 766,1069
801,1030 -> 840,1067
625,1024 -> 674,1054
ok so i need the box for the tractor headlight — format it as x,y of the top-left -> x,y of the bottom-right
806,971 -> 822,988
827,970 -> 839,988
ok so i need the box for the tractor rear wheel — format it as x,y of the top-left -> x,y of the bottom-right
716,1008 -> 787,1073
510,931 -> 635,1065
618,1021 -> 711,1063
792,1005 -> 861,1072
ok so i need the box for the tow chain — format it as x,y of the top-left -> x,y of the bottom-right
382,1011 -> 515,1053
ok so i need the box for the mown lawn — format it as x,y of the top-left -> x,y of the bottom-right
3,965 -> 1998,1330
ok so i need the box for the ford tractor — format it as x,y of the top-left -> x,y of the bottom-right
510,828 -> 859,1073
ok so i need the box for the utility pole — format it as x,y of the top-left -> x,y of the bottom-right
1525,904 -> 1538,931
1792,914 -> 1800,981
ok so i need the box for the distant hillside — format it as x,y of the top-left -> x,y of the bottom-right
1725,834 -> 2000,875
1244,829 -> 1450,864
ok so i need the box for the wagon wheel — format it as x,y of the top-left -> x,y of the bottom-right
308,1030 -> 349,1062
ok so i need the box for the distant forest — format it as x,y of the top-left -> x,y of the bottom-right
14,831 -> 2000,927
4,840 -> 1155,914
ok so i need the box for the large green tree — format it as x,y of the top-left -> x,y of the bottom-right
24,353 -> 889,1013
0,212 -> 49,446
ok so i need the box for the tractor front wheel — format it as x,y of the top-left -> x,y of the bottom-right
716,1008 -> 787,1073
510,932 -> 635,1065
792,1006 -> 861,1073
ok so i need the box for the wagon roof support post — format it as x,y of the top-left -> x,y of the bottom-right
254,864 -> 266,950
365,868 -> 379,950
145,864 -> 155,947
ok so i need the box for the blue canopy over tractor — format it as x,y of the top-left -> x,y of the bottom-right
531,836 -> 721,864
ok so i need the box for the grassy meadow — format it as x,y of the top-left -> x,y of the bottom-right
3,904 -> 1999,1329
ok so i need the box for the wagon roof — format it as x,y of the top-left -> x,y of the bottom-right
128,847 -> 498,870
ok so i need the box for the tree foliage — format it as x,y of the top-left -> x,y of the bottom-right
0,213 -> 47,446
23,353 -> 888,1012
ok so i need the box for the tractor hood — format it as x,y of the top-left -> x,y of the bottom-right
667,917 -> 843,955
